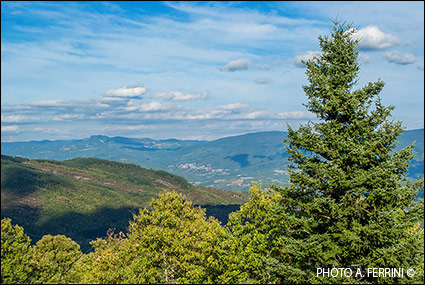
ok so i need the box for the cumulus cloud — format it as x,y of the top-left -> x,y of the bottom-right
105,86 -> 147,98
384,51 -> 416,65
1,125 -> 20,133
352,26 -> 401,50
154,91 -> 210,101
293,51 -> 321,67
218,58 -> 251,72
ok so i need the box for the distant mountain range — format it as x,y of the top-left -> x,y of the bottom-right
2,129 -> 424,191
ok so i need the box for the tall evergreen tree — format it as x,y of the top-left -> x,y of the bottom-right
273,21 -> 424,283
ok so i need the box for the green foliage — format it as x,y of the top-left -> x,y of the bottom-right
31,235 -> 83,284
270,21 -> 424,283
1,218 -> 33,283
82,191 -> 247,284
1,219 -> 83,284
228,181 -> 290,283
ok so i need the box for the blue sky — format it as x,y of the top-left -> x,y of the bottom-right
1,1 -> 424,142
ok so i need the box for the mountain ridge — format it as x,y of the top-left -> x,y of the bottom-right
2,129 -> 423,191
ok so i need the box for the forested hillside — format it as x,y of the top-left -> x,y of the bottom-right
1,155 -> 248,252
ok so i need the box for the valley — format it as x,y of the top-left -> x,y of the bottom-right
2,129 -> 424,191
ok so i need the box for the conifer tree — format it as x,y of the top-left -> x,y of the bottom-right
273,21 -> 424,283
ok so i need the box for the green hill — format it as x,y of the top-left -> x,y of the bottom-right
1,155 -> 248,252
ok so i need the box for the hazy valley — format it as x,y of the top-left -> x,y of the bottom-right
2,129 -> 424,192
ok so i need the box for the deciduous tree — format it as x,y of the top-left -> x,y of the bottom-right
228,181 -> 290,283
31,235 -> 83,284
84,191 -> 247,284
1,218 -> 33,284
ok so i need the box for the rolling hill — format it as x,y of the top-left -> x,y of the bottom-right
1,129 -> 423,191
1,155 -> 248,252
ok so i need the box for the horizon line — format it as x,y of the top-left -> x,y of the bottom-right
1,128 -> 423,144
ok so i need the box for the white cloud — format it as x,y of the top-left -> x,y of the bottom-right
218,58 -> 251,72
170,103 -> 265,121
100,96 -> 129,102
241,111 -> 269,119
26,99 -> 108,109
1,125 -> 20,133
91,102 -> 110,108
180,113 -> 213,120
293,51 -> 321,67
277,111 -> 316,119
218,103 -> 249,110
385,51 -> 416,65
53,114 -> 85,121
186,103 -> 273,120
119,124 -> 153,131
33,127 -> 69,135
1,115 -> 40,123
1,105 -> 33,111
154,91 -> 210,101
352,26 -> 401,50
125,101 -> 170,112
29,100 -> 70,107
105,86 -> 147,98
